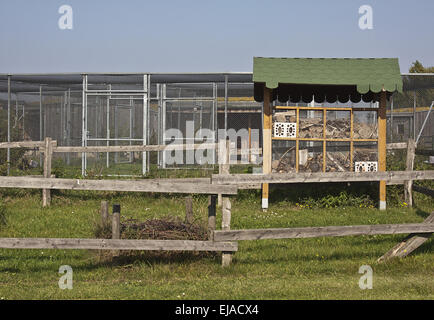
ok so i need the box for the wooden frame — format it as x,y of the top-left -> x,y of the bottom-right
271,105 -> 379,174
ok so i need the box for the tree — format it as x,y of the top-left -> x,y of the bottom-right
409,60 -> 434,73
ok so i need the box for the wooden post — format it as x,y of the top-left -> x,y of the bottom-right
378,91 -> 387,210
248,114 -> 252,163
100,201 -> 109,227
208,195 -> 216,240
404,139 -> 416,207
42,137 -> 53,207
218,138 -> 230,207
185,196 -> 193,223
262,88 -> 272,210
112,204 -> 120,256
221,197 -> 232,267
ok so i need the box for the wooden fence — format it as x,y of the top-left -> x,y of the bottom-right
0,138 -> 432,266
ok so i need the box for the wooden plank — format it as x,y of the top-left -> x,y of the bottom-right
0,176 -> 238,195
0,140 -> 57,149
213,223 -> 434,241
53,144 -> 261,156
386,142 -> 407,150
404,139 -> 416,207
378,212 -> 434,262
413,185 -> 434,197
0,238 -> 238,251
212,171 -> 434,185
53,143 -> 218,153
272,137 -> 378,142
237,183 -> 261,190
157,178 -> 211,184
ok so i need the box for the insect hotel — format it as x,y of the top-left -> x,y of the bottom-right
253,57 -> 403,209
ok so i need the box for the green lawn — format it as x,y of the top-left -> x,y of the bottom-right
0,188 -> 432,300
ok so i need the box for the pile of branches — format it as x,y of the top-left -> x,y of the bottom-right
272,146 -> 296,173
354,149 -> 377,162
353,122 -> 378,139
299,153 -> 323,172
299,118 -> 323,138
326,118 -> 350,138
96,216 -> 208,241
326,152 -> 350,172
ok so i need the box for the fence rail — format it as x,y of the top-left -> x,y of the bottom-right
0,176 -> 238,195
211,170 -> 434,185
0,238 -> 238,251
213,222 -> 434,241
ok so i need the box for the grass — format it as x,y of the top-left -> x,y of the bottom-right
0,189 -> 432,300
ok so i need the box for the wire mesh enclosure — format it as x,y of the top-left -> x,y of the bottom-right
0,73 -> 431,178
0,73 -> 261,177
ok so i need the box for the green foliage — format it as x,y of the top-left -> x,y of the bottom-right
298,191 -> 374,209
0,200 -> 7,227
409,60 -> 434,73
0,110 -> 27,167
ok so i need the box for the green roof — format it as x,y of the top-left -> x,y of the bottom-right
253,57 -> 403,94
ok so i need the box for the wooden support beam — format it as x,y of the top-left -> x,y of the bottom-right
112,204 -> 121,256
0,176 -> 238,195
404,139 -> 416,207
52,143 -> 218,153
211,170 -> 434,185
207,195 -> 217,240
0,238 -> 238,251
221,197 -> 233,267
378,91 -> 387,210
218,139 -> 230,206
378,212 -> 434,262
42,137 -> 53,207
213,223 -> 434,241
386,142 -> 408,150
262,87 -> 272,210
0,140 -> 57,149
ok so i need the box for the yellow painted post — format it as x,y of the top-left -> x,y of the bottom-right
262,88 -> 272,210
378,91 -> 387,210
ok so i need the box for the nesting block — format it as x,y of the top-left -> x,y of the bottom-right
273,122 -> 296,138
355,161 -> 378,172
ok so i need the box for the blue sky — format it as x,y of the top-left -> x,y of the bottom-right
0,0 -> 433,73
